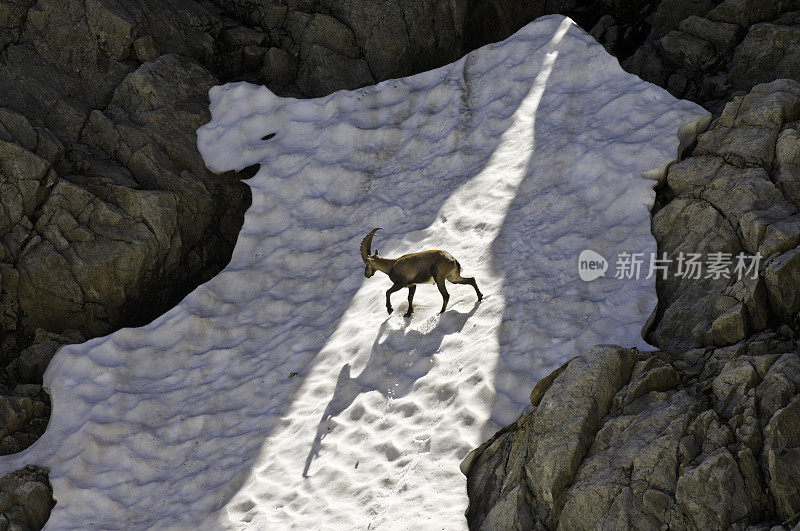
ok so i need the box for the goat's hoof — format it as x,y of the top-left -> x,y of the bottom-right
403,311 -> 412,318
387,307 -> 393,314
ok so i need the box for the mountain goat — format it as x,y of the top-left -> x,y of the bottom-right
360,228 -> 482,317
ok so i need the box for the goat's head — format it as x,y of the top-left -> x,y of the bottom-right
360,227 -> 382,277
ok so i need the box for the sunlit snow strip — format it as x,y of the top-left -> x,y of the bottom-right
0,15 -> 708,530
206,21 -> 572,530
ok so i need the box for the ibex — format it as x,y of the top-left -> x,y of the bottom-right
360,228 -> 483,317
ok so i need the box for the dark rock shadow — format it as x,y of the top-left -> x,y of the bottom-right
303,301 -> 479,477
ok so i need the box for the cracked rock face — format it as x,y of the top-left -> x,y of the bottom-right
466,332 -> 800,529
0,57 -> 250,370
465,4 -> 800,523
624,0 -> 800,115
649,79 -> 800,351
0,0 -> 261,459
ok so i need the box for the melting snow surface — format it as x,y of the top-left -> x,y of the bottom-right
1,15 -> 707,530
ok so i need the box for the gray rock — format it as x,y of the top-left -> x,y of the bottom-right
6,340 -> 60,385
297,23 -> 373,98
759,215 -> 800,261
478,484 -> 535,531
650,0 -> 719,40
648,195 -> 741,350
696,126 -> 778,167
0,382 -> 50,454
763,396 -> 800,521
776,126 -> 800,206
221,25 -> 266,48
725,274 -> 770,334
712,360 -> 760,417
467,333 -> 800,529
760,352 -> 800,420
676,448 -> 754,528
650,80 -> 800,351
658,30 -> 718,72
678,16 -> 742,54
763,246 -> 800,320
559,387 -> 700,530
261,47 -> 297,85
0,395 -> 42,441
0,465 -> 54,530
731,24 -> 800,92
625,2 -> 800,109
0,54 -> 250,345
589,15 -> 617,52
710,302 -> 749,346
529,356 -> 574,406
589,14 -> 615,41
466,345 -> 638,529
133,35 -> 159,62
528,346 -> 638,527
706,0 -> 789,28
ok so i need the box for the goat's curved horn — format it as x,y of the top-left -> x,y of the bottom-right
360,228 -> 381,263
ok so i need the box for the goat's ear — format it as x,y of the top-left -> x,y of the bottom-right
373,249 -> 379,257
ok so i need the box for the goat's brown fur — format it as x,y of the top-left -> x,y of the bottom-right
360,228 -> 482,316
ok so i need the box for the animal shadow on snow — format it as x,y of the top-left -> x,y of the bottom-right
302,301 -> 479,476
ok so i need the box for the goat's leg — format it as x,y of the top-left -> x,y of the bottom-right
451,275 -> 483,301
386,282 -> 404,314
435,276 -> 450,313
403,285 -> 416,318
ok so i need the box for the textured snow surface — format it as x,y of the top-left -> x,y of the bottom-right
0,15 -> 708,530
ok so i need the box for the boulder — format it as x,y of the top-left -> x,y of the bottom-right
466,346 -> 639,529
296,13 -> 373,97
730,23 -> 800,91
0,465 -> 54,530
763,396 -> 800,521
677,16 -> 742,54
706,0 -> 790,28
650,0 -> 719,40
1,55 -> 251,347
261,47 -> 297,85
658,30 -> 718,73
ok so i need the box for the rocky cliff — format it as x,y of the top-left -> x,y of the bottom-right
466,334 -> 800,529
